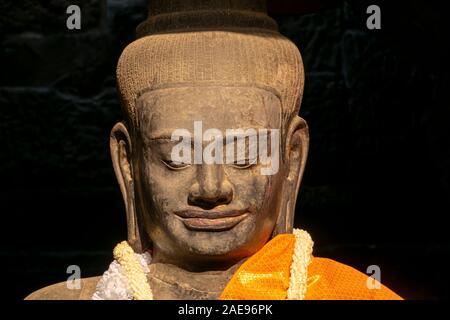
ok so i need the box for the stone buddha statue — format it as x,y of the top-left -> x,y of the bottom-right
26,0 -> 402,300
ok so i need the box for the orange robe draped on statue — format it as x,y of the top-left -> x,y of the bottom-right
220,234 -> 402,300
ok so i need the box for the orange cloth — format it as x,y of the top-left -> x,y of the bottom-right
221,234 -> 296,300
220,234 -> 403,300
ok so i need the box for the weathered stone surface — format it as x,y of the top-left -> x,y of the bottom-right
1,33 -> 115,91
0,87 -> 120,179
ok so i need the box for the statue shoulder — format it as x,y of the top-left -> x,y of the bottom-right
25,276 -> 101,300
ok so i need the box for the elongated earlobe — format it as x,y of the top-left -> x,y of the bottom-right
273,116 -> 309,236
110,122 -> 146,253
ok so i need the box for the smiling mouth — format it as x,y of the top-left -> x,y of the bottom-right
174,209 -> 249,231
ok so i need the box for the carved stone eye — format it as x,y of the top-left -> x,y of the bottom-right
161,159 -> 191,170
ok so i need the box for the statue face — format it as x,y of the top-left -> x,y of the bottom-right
132,86 -> 286,268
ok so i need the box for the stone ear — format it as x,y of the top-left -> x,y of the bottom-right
110,122 -> 146,253
273,116 -> 309,236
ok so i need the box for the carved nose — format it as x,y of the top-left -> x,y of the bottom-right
188,165 -> 233,209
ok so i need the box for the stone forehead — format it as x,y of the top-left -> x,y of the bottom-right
136,85 -> 282,130
138,84 -> 281,107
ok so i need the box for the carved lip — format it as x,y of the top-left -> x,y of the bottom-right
174,209 -> 249,231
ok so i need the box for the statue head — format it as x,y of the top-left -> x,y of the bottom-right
110,0 -> 309,270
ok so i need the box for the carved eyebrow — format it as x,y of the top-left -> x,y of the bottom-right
224,132 -> 259,139
146,130 -> 191,141
223,129 -> 276,140
147,129 -> 272,142
148,135 -> 175,141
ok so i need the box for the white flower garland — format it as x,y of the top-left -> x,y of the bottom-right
92,229 -> 313,300
287,229 -> 314,300
92,246 -> 152,300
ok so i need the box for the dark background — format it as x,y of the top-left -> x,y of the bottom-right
0,0 -> 449,300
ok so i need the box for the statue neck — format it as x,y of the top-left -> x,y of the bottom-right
147,261 -> 243,300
